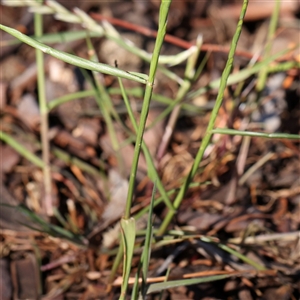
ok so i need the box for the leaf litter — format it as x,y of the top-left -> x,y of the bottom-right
0,1 -> 299,299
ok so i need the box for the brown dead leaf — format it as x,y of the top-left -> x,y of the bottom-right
0,144 -> 20,173
17,94 -> 40,129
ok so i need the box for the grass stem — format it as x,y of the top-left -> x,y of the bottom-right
157,0 -> 249,235
124,0 -> 172,220
35,1 -> 53,216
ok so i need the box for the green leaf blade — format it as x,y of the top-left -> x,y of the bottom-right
0,24 -> 148,84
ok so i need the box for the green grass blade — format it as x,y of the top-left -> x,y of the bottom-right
256,0 -> 281,92
0,24 -> 148,84
101,19 -> 194,68
158,46 -> 197,66
199,237 -> 266,270
47,90 -> 94,111
211,128 -> 300,140
158,0 -> 249,235
108,243 -> 124,286
52,147 -> 106,177
84,34 -> 124,175
128,184 -> 157,300
147,274 -> 234,294
268,60 -> 300,72
131,272 -> 141,300
9,204 -> 87,245
53,207 -> 69,229
125,0 -> 172,219
1,30 -> 103,47
0,131 -> 45,168
48,87 -> 205,114
120,218 -> 136,300
133,182 -> 208,222
155,35 -> 202,157
218,243 -> 266,271
1,129 -> 107,181
118,77 -> 174,212
188,46 -> 297,99
141,183 -> 156,297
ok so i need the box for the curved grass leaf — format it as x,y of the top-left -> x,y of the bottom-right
146,274 -> 233,294
120,217 -> 136,300
211,128 -> 300,140
0,24 -> 148,84
188,46 -> 298,99
1,30 -> 103,47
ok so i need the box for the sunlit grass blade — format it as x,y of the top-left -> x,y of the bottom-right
101,19 -> 196,68
146,274 -> 234,294
211,128 -> 300,140
0,24 -> 148,84
2,0 -> 40,6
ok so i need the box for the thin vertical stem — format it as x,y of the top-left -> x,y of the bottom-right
85,35 -> 125,176
157,0 -> 249,235
118,77 -> 174,210
256,0 -> 281,93
35,1 -> 52,216
124,0 -> 172,219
